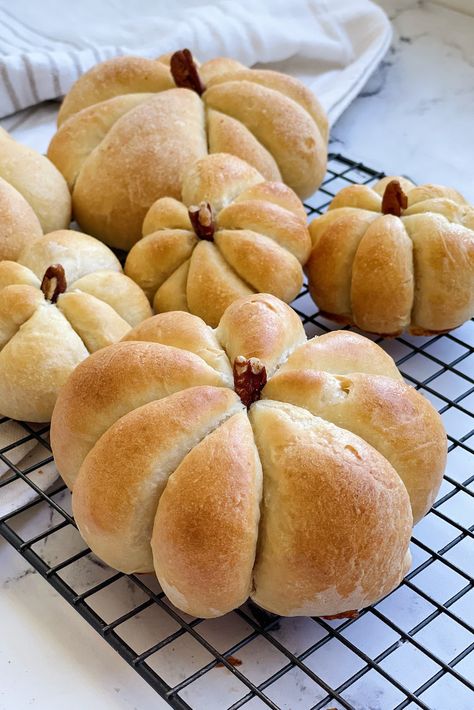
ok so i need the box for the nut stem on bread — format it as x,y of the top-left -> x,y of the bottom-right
40,264 -> 67,303
381,179 -> 408,216
188,201 -> 216,241
170,49 -> 206,95
233,356 -> 267,408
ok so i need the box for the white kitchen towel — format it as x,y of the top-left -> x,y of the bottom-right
0,0 -> 391,126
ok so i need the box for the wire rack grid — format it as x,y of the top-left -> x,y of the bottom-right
0,154 -> 473,710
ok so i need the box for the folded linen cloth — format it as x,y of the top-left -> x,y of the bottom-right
0,0 -> 391,140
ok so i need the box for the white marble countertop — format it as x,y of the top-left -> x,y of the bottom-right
1,2 -> 474,709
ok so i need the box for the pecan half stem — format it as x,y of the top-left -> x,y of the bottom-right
170,49 -> 206,95
233,356 -> 267,408
40,264 -> 67,304
188,202 -> 215,241
381,179 -> 408,216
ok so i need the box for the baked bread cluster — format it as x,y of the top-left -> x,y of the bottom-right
47,50 -> 328,249
0,230 -> 151,422
0,129 -> 71,260
51,294 -> 446,619
308,177 -> 474,335
125,153 -> 312,326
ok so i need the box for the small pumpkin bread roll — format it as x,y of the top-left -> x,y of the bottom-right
51,294 -> 446,619
0,230 -> 151,422
308,177 -> 474,335
125,153 -> 311,327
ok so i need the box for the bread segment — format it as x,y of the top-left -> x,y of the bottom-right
73,386 -> 242,573
350,215 -> 414,335
50,341 -> 228,488
214,228 -> 303,302
152,411 -> 261,617
216,293 -> 306,377
204,81 -> 326,199
264,370 -> 446,522
249,400 -> 412,616
73,90 -> 207,249
123,311 -> 232,383
0,305 -> 88,422
57,56 -> 174,125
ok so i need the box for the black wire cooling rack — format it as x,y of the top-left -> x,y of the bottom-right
0,154 -> 473,710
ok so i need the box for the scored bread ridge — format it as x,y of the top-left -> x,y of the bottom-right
125,157 -> 312,327
72,386 -> 244,573
50,295 -> 445,617
49,55 -> 328,248
0,177 -> 43,261
308,178 -> 474,335
0,128 -> 71,234
248,400 -> 413,617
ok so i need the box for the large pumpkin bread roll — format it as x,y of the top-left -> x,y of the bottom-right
48,49 -> 328,249
307,177 -> 474,335
0,230 -> 151,422
125,153 -> 312,326
51,294 -> 446,619
0,129 -> 72,260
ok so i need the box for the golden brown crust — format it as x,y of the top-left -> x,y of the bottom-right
0,128 -> 71,234
152,411 -> 261,617
216,293 -> 306,377
57,56 -> 174,125
0,177 -> 43,261
264,370 -> 446,523
205,68 -> 329,142
73,90 -> 207,249
404,214 -> 474,332
214,228 -> 303,301
308,176 -> 474,334
50,341 -> 228,488
51,54 -> 328,246
278,331 -> 402,381
350,215 -> 414,335
48,93 -> 155,189
124,229 -> 197,301
70,271 -> 152,326
307,209 -> 378,318
249,400 -> 412,616
181,152 -> 263,211
73,386 -> 242,573
217,199 -> 310,263
186,241 -> 252,327
122,310 -> 232,383
142,197 -> 192,236
204,80 -> 326,198
153,259 -> 190,314
57,292 -> 131,352
206,109 -> 281,183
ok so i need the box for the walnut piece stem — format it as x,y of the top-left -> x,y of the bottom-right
188,202 -> 215,241
233,356 -> 267,408
40,264 -> 67,304
381,179 -> 408,216
170,49 -> 206,95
